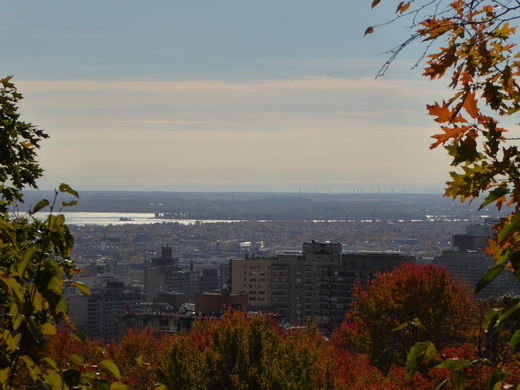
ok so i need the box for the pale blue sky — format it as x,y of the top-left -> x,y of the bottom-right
2,1 -> 452,193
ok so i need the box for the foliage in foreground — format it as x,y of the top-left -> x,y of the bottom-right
43,309 -> 448,390
0,76 -> 127,389
36,264 -> 518,389
334,264 -> 475,371
367,0 -> 520,387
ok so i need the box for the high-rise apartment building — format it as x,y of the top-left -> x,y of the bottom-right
231,241 -> 414,333
68,279 -> 142,342
433,219 -> 520,297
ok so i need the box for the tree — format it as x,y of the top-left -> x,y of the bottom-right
367,1 -> 520,387
0,76 -> 48,212
0,76 -> 127,389
157,310 -> 339,389
333,263 -> 475,371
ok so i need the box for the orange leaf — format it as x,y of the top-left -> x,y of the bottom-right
364,27 -> 374,36
462,92 -> 479,119
371,0 -> 381,8
427,101 -> 451,122
430,125 -> 471,148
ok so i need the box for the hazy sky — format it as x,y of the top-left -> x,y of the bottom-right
2,1 -> 454,193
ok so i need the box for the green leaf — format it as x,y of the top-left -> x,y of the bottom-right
435,358 -> 471,370
61,200 -> 78,208
110,382 -> 128,390
42,357 -> 58,370
498,298 -> 520,323
3,330 -> 21,352
71,332 -> 89,344
44,260 -> 64,294
485,308 -> 501,341
485,370 -> 508,390
405,342 -> 436,380
479,186 -> 509,210
510,251 -> 520,273
63,369 -> 81,387
72,281 -> 91,296
498,213 -> 520,244
510,329 -> 520,353
59,183 -> 79,198
82,370 -> 97,379
55,295 -> 68,315
474,265 -> 505,294
69,354 -> 85,365
95,379 -> 111,390
21,355 -> 39,372
31,198 -> 49,214
18,247 -> 37,276
100,359 -> 121,379
451,370 -> 472,390
43,370 -> 63,388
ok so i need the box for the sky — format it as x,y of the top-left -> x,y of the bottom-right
2,0 -> 455,193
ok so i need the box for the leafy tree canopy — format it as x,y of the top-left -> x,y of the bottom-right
368,1 -> 520,387
334,263 -> 475,371
0,76 -> 127,389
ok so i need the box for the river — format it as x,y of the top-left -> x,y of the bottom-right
31,212 -> 239,226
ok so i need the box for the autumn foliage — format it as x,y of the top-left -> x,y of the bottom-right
333,264 -> 475,371
32,263 -> 519,389
365,0 -> 520,387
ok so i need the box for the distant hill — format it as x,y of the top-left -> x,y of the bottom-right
17,191 -> 504,221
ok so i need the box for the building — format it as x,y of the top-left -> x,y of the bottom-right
432,219 -> 520,297
144,246 -> 200,301
68,279 -> 142,342
231,241 -> 414,333
231,256 -> 273,311
195,289 -> 248,315
199,268 -> 220,293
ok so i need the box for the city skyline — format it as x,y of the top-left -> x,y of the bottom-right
3,1 -> 455,193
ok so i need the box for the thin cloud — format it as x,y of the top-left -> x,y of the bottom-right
126,120 -> 214,125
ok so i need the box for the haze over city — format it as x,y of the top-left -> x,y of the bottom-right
3,1 -> 458,193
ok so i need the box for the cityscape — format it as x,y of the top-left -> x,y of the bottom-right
30,191 -> 509,342
2,0 -> 520,388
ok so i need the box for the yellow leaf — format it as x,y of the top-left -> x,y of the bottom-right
111,382 -> 128,390
0,367 -> 11,386
41,322 -> 57,336
100,359 -> 121,379
72,281 -> 91,296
